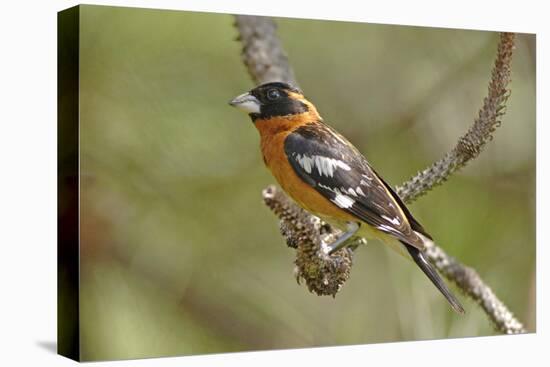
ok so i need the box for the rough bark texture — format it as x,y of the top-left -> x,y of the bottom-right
234,16 -> 525,334
234,15 -> 297,86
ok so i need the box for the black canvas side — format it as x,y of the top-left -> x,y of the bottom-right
57,5 -> 80,362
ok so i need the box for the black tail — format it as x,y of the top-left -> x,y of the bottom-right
404,244 -> 465,314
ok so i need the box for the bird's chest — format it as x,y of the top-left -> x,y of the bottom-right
260,132 -> 299,192
259,132 -> 356,225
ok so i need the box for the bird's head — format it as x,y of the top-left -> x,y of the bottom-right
229,82 -> 320,123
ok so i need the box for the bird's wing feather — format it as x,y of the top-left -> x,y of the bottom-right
284,122 -> 426,250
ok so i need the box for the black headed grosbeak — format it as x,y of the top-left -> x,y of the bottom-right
229,82 -> 464,314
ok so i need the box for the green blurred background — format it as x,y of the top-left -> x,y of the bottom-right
77,5 -> 536,361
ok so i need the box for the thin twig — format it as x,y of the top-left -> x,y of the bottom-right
425,242 -> 525,334
234,16 -> 525,334
396,33 -> 515,202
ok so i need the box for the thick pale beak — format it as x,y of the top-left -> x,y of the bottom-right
228,92 -> 261,114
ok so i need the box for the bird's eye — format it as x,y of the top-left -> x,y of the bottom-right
266,88 -> 281,100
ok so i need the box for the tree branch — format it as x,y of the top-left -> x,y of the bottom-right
424,241 -> 525,334
234,15 -> 297,86
234,16 -> 525,334
396,33 -> 515,202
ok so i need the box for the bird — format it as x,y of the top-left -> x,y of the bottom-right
229,81 -> 464,314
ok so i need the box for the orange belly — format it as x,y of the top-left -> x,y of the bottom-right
258,127 -> 357,226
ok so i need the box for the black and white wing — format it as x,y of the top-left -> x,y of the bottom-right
284,122 -> 428,250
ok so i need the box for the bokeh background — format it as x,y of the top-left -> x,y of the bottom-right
76,5 -> 536,361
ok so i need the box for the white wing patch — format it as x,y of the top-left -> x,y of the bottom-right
295,154 -> 314,174
382,214 -> 401,226
332,193 -> 355,208
294,154 -> 350,177
347,187 -> 357,197
317,184 -> 357,209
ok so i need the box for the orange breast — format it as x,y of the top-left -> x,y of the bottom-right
255,117 -> 357,225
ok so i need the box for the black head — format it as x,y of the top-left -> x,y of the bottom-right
229,82 -> 309,121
